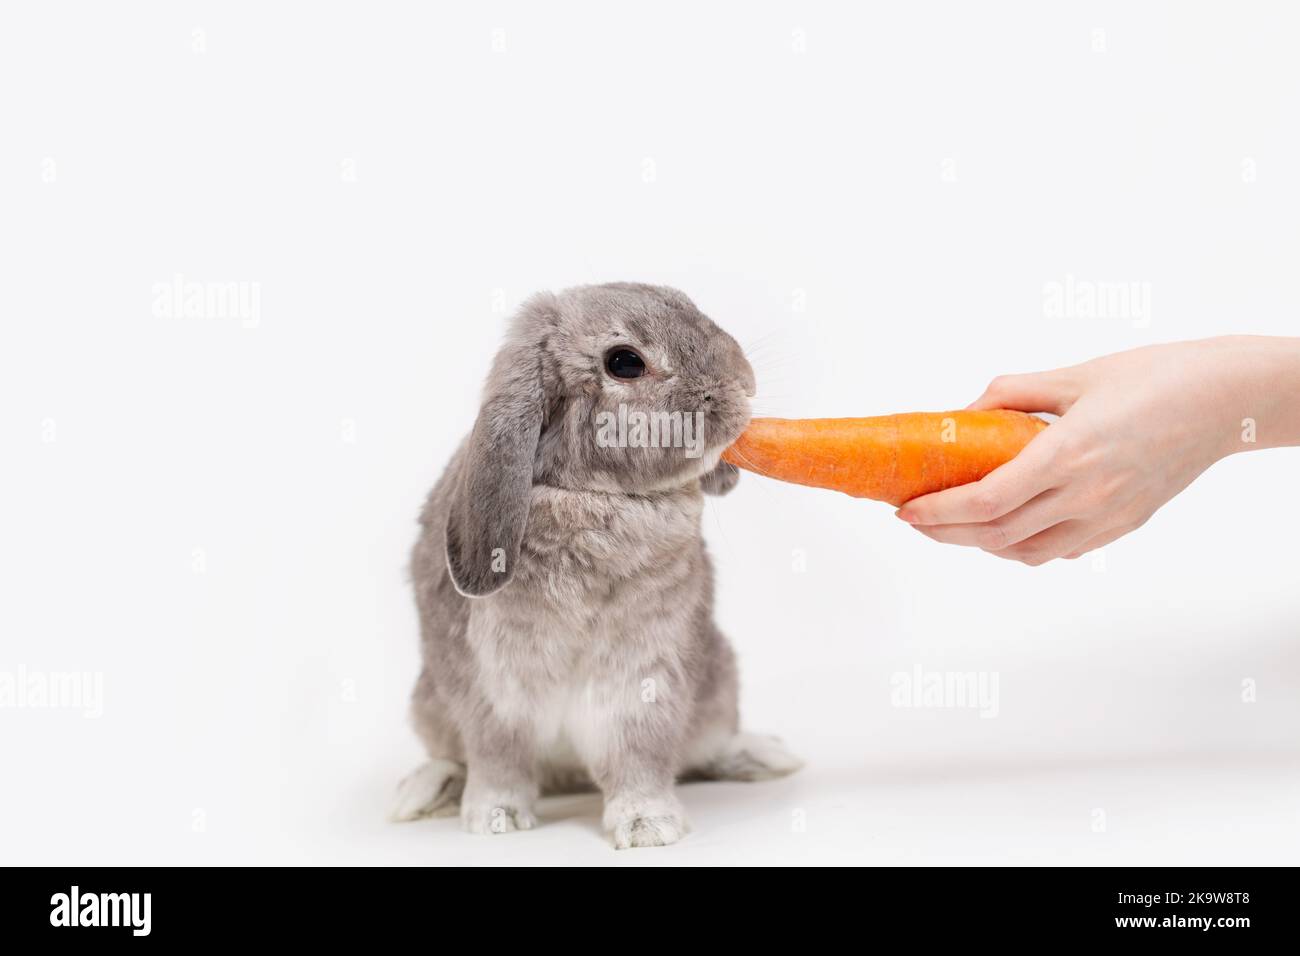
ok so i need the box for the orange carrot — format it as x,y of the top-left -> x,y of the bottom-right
721,411 -> 1048,507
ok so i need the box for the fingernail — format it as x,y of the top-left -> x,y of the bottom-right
895,509 -> 918,524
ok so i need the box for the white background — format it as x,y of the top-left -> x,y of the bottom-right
3,1 -> 1298,865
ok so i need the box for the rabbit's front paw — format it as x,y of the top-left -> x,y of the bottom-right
604,793 -> 688,849
461,799 -> 537,835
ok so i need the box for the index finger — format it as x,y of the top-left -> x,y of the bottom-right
895,429 -> 1058,526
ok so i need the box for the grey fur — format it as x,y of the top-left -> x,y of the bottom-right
401,283 -> 801,848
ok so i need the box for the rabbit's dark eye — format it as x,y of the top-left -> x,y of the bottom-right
605,348 -> 646,379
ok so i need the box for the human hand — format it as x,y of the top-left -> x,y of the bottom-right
895,336 -> 1300,564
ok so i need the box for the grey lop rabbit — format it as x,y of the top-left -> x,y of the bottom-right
391,283 -> 801,848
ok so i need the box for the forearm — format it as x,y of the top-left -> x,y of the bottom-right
1213,336 -> 1300,457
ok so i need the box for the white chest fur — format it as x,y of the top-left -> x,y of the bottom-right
467,483 -> 706,770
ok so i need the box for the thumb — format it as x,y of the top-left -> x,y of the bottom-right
967,369 -> 1080,416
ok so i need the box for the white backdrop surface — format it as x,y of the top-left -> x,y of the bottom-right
2,1 -> 1297,865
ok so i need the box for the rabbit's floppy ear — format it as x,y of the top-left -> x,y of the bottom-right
445,346 -> 545,598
